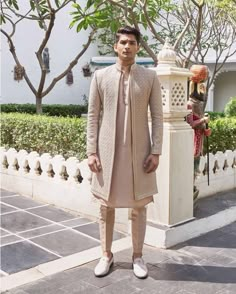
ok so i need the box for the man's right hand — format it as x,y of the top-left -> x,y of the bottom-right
88,154 -> 102,173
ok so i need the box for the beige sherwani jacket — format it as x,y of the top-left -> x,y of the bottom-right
87,63 -> 163,201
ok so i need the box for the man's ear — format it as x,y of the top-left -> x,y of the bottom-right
114,43 -> 118,53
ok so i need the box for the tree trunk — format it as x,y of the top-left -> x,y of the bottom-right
36,97 -> 43,114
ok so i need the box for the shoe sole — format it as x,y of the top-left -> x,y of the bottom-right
94,261 -> 114,278
133,272 -> 148,279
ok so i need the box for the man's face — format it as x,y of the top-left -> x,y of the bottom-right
114,34 -> 139,62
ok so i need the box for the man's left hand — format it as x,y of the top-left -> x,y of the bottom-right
144,154 -> 160,173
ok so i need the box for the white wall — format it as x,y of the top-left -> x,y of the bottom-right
1,1 -> 236,108
214,71 -> 236,112
1,0 -> 98,105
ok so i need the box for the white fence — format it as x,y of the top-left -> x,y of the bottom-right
195,149 -> 236,197
1,147 -> 235,232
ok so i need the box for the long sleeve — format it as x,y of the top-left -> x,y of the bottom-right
86,72 -> 101,157
149,73 -> 163,155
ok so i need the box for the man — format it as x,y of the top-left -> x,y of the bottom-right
87,26 -> 163,279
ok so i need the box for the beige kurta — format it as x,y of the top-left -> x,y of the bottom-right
94,67 -> 153,208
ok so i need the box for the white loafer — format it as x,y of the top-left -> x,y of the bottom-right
94,255 -> 114,277
133,257 -> 148,279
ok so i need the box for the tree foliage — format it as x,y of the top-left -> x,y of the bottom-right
1,0 -> 95,114
70,0 -> 236,93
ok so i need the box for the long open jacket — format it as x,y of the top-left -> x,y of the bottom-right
86,63 -> 163,201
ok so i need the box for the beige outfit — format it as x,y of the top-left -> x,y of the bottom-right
99,205 -> 146,254
95,69 -> 153,208
87,63 -> 163,201
87,62 -> 163,254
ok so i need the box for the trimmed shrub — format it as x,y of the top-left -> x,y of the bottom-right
224,97 -> 236,117
1,114 -> 235,160
1,103 -> 88,117
208,111 -> 225,120
204,117 -> 236,154
1,113 -> 87,160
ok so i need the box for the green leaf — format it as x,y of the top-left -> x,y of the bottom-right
86,0 -> 95,9
0,14 -> 6,24
12,0 -> 19,10
30,0 -> 36,11
54,0 -> 60,8
76,20 -> 85,32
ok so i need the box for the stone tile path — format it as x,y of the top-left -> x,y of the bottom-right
1,188 -> 236,294
0,189 -> 125,275
2,221 -> 236,294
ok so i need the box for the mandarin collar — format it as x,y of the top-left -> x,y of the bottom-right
115,62 -> 137,72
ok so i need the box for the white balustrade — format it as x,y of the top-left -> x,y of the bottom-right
1,147 -> 234,203
0,149 -> 83,185
195,150 -> 236,197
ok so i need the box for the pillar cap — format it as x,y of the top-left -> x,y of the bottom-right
158,38 -> 176,66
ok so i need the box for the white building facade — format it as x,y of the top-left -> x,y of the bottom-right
1,1 -> 236,110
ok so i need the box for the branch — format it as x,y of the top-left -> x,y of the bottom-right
191,0 -> 204,8
174,15 -> 192,50
128,7 -> 158,65
2,0 -> 44,21
184,2 -> 204,68
131,0 -> 139,10
42,30 -> 96,97
0,28 -> 37,95
143,0 -> 165,44
140,38 -> 158,66
1,13 -> 16,37
107,0 -> 127,10
54,0 -> 74,13
35,6 -> 56,95
46,0 -> 53,10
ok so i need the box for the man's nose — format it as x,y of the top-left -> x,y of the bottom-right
125,43 -> 130,48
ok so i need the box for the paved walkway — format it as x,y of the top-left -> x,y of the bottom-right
1,189 -> 236,294
0,189 -> 126,275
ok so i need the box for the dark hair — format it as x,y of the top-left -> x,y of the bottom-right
115,26 -> 141,45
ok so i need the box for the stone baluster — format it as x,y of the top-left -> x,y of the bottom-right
0,147 -> 8,171
51,155 -> 66,181
17,150 -> 29,175
6,148 -> 18,174
40,153 -> 53,179
27,151 -> 40,176
224,150 -> 234,172
215,151 -> 225,174
66,157 -> 81,184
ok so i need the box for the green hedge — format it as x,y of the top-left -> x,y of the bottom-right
205,117 -> 236,154
1,103 -> 88,117
1,113 -> 235,160
208,111 -> 225,120
1,113 -> 87,160
224,97 -> 236,117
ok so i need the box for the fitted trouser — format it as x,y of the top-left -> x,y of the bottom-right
99,205 -> 147,254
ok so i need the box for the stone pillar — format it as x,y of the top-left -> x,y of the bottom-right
152,40 -> 194,226
205,84 -> 214,111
